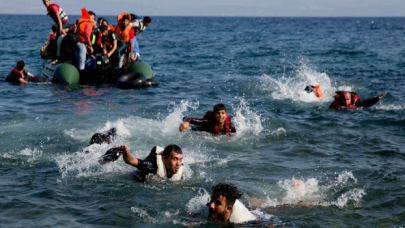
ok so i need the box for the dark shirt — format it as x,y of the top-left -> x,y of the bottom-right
102,30 -> 124,51
5,70 -> 24,83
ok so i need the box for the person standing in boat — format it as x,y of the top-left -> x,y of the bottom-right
129,14 -> 152,62
99,25 -> 127,69
72,9 -> 95,70
5,61 -> 34,84
179,103 -> 237,135
120,144 -> 184,182
116,13 -> 134,67
42,0 -> 69,35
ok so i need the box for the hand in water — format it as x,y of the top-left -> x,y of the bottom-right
179,122 -> 190,132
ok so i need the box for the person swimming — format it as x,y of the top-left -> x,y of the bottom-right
179,103 -> 236,135
304,85 -> 324,100
330,91 -> 387,109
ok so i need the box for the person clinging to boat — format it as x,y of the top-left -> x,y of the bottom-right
179,103 -> 236,135
5,60 -> 34,84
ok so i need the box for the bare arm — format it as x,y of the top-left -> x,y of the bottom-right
121,144 -> 139,167
26,72 -> 34,78
18,78 -> 29,84
179,117 -> 210,132
55,13 -> 65,35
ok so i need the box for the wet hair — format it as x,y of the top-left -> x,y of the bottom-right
162,144 -> 182,158
99,25 -> 108,32
122,15 -> 130,21
89,128 -> 116,145
143,16 -> 151,23
88,11 -> 96,18
213,103 -> 227,114
212,183 -> 243,206
97,17 -> 105,24
16,60 -> 25,71
51,24 -> 58,33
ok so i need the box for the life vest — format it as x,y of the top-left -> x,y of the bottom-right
116,13 -> 133,49
77,9 -> 93,44
12,68 -> 24,78
154,146 -> 183,181
313,85 -> 324,100
228,200 -> 257,223
47,3 -> 68,23
331,91 -> 360,109
108,25 -> 116,32
205,111 -> 231,135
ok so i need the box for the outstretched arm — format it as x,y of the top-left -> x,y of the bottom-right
358,92 -> 387,107
121,144 -> 139,167
179,117 -> 210,132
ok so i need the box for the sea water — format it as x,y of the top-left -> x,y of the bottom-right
0,15 -> 404,227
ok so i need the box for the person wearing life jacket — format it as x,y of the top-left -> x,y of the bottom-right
5,61 -> 34,84
179,103 -> 236,135
208,183 -> 257,224
121,144 -> 184,182
129,15 -> 152,62
43,0 -> 69,35
99,25 -> 127,69
304,85 -> 324,101
72,9 -> 95,70
116,13 -> 134,66
330,91 -> 387,109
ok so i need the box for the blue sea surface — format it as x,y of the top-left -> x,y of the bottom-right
0,15 -> 404,227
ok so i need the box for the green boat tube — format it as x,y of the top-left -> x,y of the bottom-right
54,63 -> 80,85
129,61 -> 153,79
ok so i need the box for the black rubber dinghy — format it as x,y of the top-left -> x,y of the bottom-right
144,79 -> 159,86
117,72 -> 147,89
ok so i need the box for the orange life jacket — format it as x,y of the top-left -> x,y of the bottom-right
77,8 -> 93,43
205,111 -> 231,135
108,25 -> 115,32
331,91 -> 360,109
116,13 -> 132,49
314,85 -> 324,100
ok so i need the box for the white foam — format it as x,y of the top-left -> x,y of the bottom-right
232,98 -> 263,136
186,188 -> 210,214
373,104 -> 405,111
262,61 -> 353,103
18,148 -> 42,162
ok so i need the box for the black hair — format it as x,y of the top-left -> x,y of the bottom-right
51,24 -> 58,33
213,103 -> 227,114
122,15 -> 130,21
89,128 -> 116,145
143,16 -> 151,23
212,183 -> 243,206
97,17 -> 105,24
102,19 -> 108,25
16,60 -> 25,71
88,11 -> 96,17
162,144 -> 182,158
99,25 -> 108,32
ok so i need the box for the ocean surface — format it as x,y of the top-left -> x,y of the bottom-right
0,15 -> 405,227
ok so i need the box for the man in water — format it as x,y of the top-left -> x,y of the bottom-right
121,144 -> 184,181
43,0 -> 69,35
5,60 -> 34,84
179,103 -> 236,135
208,183 -> 257,223
330,91 -> 387,109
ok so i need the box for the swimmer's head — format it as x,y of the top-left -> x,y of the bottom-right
292,180 -> 306,196
213,104 -> 227,124
341,91 -> 352,106
89,133 -> 110,145
208,183 -> 242,222
16,60 -> 25,71
161,145 -> 183,175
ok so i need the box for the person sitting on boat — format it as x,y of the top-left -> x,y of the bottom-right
330,91 -> 387,109
99,25 -> 127,69
121,144 -> 184,182
208,183 -> 257,224
43,0 -> 69,35
116,13 -> 134,66
179,103 -> 236,135
304,85 -> 324,101
5,60 -> 34,84
72,9 -> 95,70
129,14 -> 152,62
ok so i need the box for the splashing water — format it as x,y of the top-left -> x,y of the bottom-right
232,99 -> 263,136
262,61 -> 354,103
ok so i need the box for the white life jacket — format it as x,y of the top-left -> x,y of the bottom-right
48,3 -> 68,23
228,199 -> 257,223
154,146 -> 183,181
130,20 -> 146,36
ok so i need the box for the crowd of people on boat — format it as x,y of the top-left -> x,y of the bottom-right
43,0 -> 151,71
